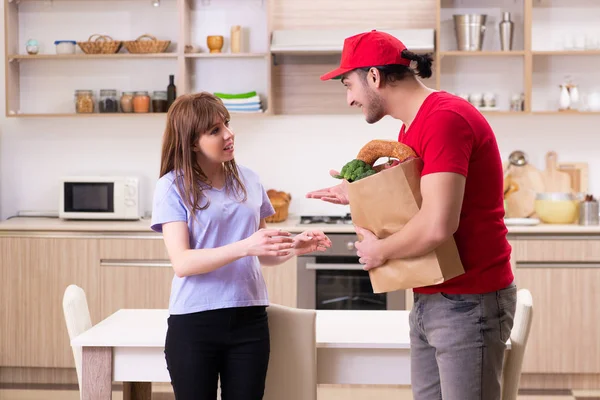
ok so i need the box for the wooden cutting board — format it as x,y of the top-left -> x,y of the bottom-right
541,151 -> 572,192
558,161 -> 588,193
504,163 -> 546,218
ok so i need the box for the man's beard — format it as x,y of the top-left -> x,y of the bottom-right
364,88 -> 385,124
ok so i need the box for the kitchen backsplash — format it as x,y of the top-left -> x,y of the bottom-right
1,112 -> 599,220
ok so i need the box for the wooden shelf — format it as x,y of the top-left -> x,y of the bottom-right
532,50 -> 600,56
440,51 -> 526,57
531,110 -> 600,115
7,53 -> 178,61
184,53 -> 268,59
6,113 -> 168,118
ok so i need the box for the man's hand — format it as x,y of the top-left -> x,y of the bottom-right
293,230 -> 332,256
354,226 -> 386,270
306,170 -> 350,205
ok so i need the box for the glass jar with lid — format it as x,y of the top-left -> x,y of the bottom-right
133,91 -> 150,113
152,91 -> 168,113
99,89 -> 118,113
120,92 -> 134,113
74,90 -> 95,113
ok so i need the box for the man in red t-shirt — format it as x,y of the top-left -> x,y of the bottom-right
307,30 -> 517,400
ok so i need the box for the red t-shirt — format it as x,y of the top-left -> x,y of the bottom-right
399,91 -> 513,294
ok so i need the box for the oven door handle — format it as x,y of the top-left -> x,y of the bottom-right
305,262 -> 364,271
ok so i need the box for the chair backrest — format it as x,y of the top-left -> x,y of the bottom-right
62,284 -> 93,399
502,288 -> 533,400
263,304 -> 317,400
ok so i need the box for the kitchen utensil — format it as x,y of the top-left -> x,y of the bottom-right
499,11 -> 514,51
453,14 -> 487,51
579,195 -> 599,226
541,151 -> 572,192
207,35 -> 224,53
558,162 -> 588,193
123,34 -> 170,54
26,39 -> 39,55
503,150 -> 528,179
503,163 -> 546,218
231,25 -> 242,53
559,84 -> 571,110
504,217 -> 540,226
535,192 -> 578,224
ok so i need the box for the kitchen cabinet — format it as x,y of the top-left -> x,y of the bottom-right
512,238 -> 600,374
0,237 -> 100,368
261,255 -> 298,308
97,238 -> 173,318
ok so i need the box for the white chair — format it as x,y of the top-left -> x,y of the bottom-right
263,303 -> 317,400
502,288 -> 534,400
62,284 -> 93,400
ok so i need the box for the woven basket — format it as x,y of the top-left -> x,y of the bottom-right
124,34 -> 170,54
265,190 -> 291,223
77,34 -> 122,54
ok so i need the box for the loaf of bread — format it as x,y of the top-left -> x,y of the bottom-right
356,140 -> 417,166
267,189 -> 291,206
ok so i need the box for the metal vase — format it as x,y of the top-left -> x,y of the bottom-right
453,14 -> 487,51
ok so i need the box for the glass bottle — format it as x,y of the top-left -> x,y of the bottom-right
167,75 -> 176,109
99,89 -> 118,113
133,91 -> 151,113
152,91 -> 168,113
74,90 -> 95,114
120,92 -> 134,113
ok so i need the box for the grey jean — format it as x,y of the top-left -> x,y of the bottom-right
409,282 -> 517,400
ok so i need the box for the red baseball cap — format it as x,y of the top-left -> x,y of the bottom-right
320,30 -> 411,81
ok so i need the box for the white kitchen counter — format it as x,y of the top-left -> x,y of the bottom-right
1,215 -> 599,235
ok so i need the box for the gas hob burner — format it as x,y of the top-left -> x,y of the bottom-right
299,213 -> 353,225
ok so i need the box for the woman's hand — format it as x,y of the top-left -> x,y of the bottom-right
243,229 -> 294,257
293,230 -> 332,256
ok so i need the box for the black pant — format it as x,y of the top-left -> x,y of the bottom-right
165,306 -> 270,400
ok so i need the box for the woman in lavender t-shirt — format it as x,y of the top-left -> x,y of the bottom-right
150,92 -> 331,400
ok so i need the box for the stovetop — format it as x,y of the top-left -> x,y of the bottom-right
299,214 -> 353,225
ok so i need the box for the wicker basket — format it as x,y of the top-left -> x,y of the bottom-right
77,34 -> 122,54
265,190 -> 291,223
124,34 -> 170,54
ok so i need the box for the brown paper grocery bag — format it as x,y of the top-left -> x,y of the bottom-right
347,158 -> 465,293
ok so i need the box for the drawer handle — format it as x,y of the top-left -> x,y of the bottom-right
100,259 -> 172,268
517,261 -> 600,268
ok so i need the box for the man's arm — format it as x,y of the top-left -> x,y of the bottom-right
377,171 -> 465,260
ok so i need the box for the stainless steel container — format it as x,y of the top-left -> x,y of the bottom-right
579,200 -> 599,225
453,14 -> 487,51
499,11 -> 514,51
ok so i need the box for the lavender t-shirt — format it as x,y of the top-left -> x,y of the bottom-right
150,165 -> 275,315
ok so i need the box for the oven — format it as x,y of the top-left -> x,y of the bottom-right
296,232 -> 405,311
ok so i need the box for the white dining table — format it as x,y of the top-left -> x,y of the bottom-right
72,308 -> 510,400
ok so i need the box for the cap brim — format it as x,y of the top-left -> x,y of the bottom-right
320,67 -> 354,81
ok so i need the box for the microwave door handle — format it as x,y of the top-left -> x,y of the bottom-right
305,263 -> 363,271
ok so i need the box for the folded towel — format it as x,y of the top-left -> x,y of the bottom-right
229,108 -> 264,113
226,106 -> 262,112
224,103 -> 261,109
220,96 -> 261,105
214,91 -> 257,100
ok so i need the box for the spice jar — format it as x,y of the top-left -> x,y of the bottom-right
74,90 -> 95,113
99,89 -> 118,113
120,92 -> 134,113
133,91 -> 150,113
152,91 -> 168,113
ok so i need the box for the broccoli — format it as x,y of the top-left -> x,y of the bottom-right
334,159 -> 375,182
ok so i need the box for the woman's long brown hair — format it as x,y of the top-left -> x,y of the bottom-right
159,92 -> 247,215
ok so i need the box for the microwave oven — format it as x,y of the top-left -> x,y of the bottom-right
59,176 -> 141,220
